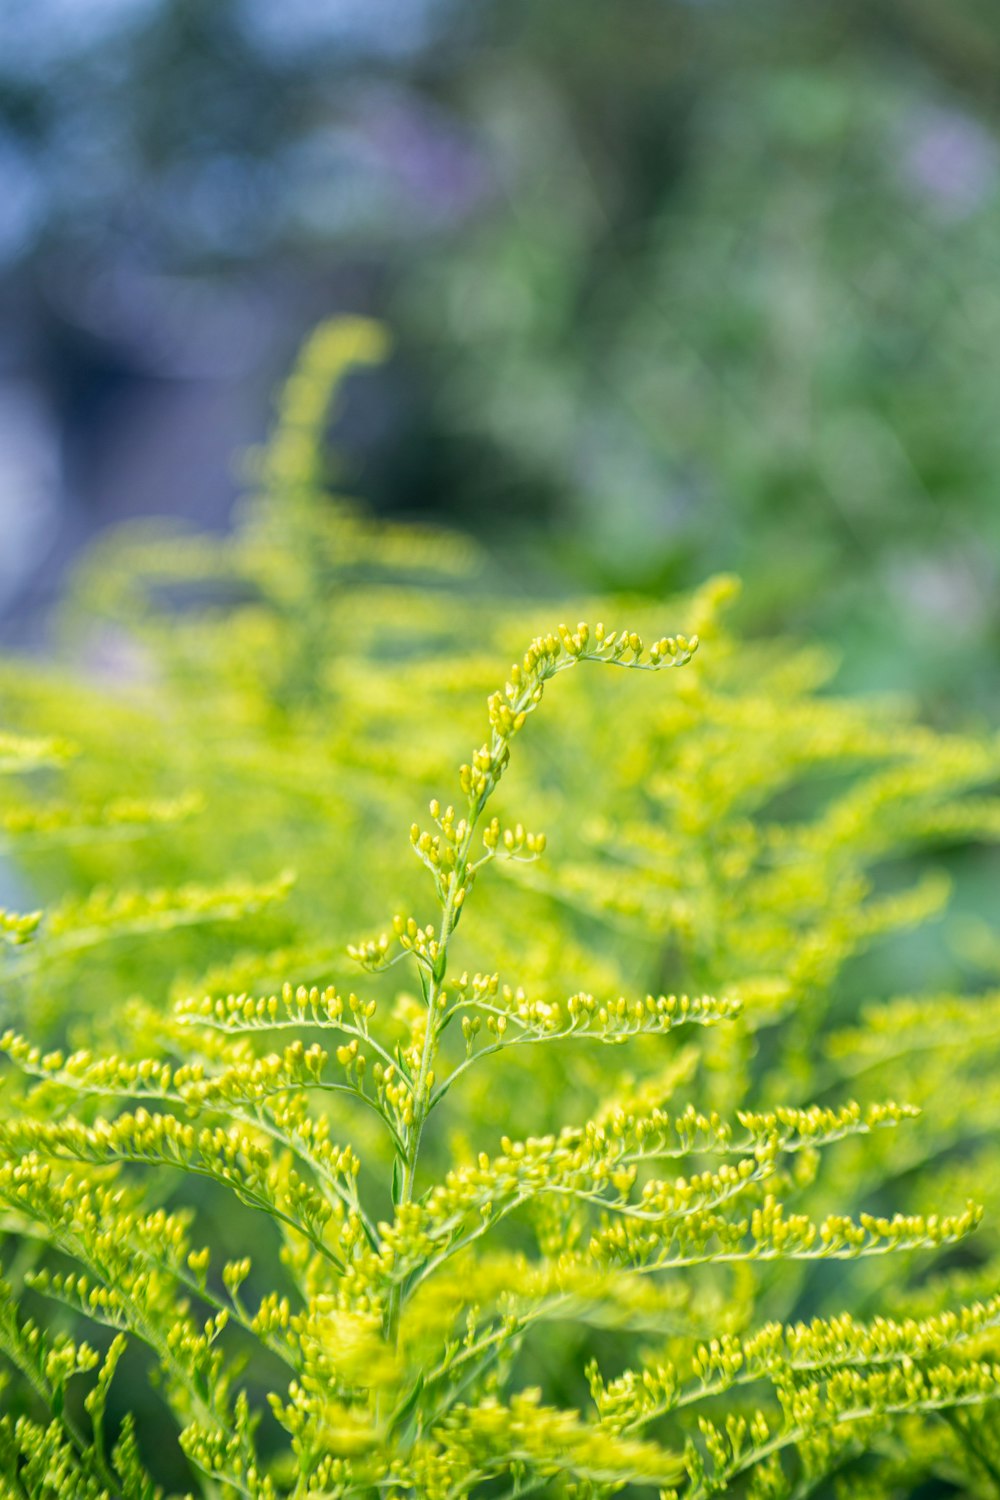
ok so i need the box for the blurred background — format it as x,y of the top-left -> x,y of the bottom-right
1,0 -> 999,713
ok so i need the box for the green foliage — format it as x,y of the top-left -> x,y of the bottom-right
1,322 -> 1000,1497
393,37 -> 1000,713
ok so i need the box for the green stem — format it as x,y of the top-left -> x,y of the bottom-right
381,636 -> 695,1348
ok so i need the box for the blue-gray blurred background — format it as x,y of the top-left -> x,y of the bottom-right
1,0 -> 999,712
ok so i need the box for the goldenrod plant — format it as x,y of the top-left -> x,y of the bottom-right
1,323 -> 1000,1496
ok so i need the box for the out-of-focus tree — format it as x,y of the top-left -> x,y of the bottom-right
1,0 -> 999,712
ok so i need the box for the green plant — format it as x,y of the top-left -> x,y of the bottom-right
1,614 -> 998,1500
3,322 -> 1000,1497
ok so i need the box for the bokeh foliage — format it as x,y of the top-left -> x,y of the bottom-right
3,0 -> 1000,716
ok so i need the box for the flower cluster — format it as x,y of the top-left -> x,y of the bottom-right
1,326 -> 999,1498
